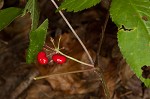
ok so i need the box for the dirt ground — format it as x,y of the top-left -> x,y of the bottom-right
0,0 -> 150,99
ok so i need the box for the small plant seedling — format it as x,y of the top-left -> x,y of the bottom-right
37,51 -> 49,65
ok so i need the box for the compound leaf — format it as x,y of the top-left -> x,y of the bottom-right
59,0 -> 101,12
110,0 -> 150,86
26,19 -> 48,64
23,0 -> 39,31
0,7 -> 22,31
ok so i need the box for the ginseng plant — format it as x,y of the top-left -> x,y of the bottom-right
34,0 -> 111,98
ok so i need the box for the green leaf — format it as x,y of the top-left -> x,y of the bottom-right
110,0 -> 150,86
23,0 -> 39,31
0,7 -> 22,31
26,19 -> 48,64
58,0 -> 101,12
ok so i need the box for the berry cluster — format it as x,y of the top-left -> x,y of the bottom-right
37,51 -> 66,65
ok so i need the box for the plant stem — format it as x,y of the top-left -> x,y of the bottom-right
44,44 -> 94,67
56,50 -> 94,67
50,0 -> 94,66
34,67 -> 97,80
57,36 -> 61,49
95,5 -> 111,99
50,0 -> 110,99
50,37 -> 56,48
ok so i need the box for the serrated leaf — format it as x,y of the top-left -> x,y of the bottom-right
58,0 -> 100,12
23,0 -> 39,30
0,7 -> 22,31
26,19 -> 48,64
110,0 -> 150,86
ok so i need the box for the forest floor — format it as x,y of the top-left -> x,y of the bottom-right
0,0 -> 150,99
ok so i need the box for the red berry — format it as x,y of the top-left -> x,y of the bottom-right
38,51 -> 46,57
52,54 -> 66,64
37,51 -> 48,65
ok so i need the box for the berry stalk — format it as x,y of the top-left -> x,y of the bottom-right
56,49 -> 94,67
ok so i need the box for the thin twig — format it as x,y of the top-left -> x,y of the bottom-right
50,0 -> 94,65
10,68 -> 39,99
95,2 -> 112,99
34,67 -> 98,80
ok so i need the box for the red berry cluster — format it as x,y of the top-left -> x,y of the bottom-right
37,51 -> 66,65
